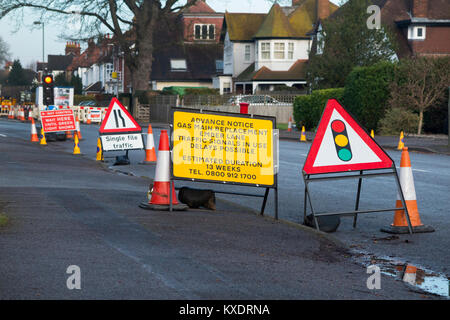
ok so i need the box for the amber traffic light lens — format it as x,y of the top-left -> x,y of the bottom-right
44,76 -> 53,84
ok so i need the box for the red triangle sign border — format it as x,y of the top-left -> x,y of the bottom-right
99,97 -> 142,134
303,99 -> 393,175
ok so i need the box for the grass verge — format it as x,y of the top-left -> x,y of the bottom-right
0,213 -> 9,227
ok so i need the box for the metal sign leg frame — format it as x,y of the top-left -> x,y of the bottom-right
302,167 -> 413,234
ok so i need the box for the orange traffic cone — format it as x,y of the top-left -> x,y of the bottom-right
397,131 -> 405,150
300,126 -> 307,142
141,124 -> 157,164
30,118 -> 39,142
139,130 -> 187,211
287,116 -> 293,132
381,147 -> 434,234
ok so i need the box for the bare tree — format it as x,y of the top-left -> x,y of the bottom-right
0,36 -> 10,66
0,0 -> 201,92
389,56 -> 450,135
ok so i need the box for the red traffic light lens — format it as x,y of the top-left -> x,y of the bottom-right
44,76 -> 53,84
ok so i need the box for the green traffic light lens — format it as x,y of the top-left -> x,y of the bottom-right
338,148 -> 352,161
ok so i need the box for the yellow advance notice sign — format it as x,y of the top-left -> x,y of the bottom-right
173,111 -> 275,186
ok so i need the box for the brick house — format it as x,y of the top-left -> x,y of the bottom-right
216,0 -> 338,94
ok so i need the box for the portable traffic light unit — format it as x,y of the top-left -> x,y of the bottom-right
43,74 -> 54,106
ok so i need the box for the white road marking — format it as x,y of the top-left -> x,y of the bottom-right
396,167 -> 430,173
0,133 -> 7,137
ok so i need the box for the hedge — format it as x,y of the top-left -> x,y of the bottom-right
293,88 -> 345,130
342,61 -> 396,132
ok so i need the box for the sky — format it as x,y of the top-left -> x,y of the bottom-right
0,0 -> 342,69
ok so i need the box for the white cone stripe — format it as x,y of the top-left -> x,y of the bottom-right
154,150 -> 170,182
31,124 -> 37,134
397,166 -> 417,201
402,272 -> 416,285
146,133 -> 155,150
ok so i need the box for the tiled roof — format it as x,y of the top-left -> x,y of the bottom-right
151,43 -> 223,81
181,0 -> 216,14
254,4 -> 297,38
236,59 -> 308,81
225,1 -> 338,41
47,55 -> 74,71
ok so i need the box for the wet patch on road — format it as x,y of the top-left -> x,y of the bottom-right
353,251 -> 449,298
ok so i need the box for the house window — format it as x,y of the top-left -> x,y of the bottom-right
223,82 -> 231,94
408,26 -> 426,40
274,43 -> 285,59
170,59 -> 187,71
105,63 -> 113,81
261,42 -> 270,59
288,43 -> 294,59
216,60 -> 223,73
245,45 -> 251,61
194,24 -> 215,40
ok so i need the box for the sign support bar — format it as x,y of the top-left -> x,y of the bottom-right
302,166 -> 413,234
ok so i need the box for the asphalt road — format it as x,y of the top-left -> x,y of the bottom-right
0,118 -> 434,300
1,118 -> 449,292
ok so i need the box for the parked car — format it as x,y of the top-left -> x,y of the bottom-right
227,95 -> 284,106
78,100 -> 97,107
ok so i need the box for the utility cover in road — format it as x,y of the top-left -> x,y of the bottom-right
99,98 -> 141,134
303,99 -> 392,174
40,109 -> 76,133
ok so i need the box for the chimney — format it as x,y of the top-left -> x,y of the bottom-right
317,0 -> 330,21
292,0 -> 302,5
65,41 -> 81,56
412,0 -> 428,18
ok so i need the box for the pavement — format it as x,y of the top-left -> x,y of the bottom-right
0,121 -> 441,299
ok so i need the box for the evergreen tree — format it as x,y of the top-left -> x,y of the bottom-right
70,74 -> 83,95
7,60 -> 29,85
306,0 -> 397,89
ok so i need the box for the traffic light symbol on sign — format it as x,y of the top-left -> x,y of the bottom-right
331,120 -> 352,162
43,74 -> 54,106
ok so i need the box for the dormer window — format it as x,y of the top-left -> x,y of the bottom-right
194,24 -> 215,40
170,59 -> 187,71
408,26 -> 426,40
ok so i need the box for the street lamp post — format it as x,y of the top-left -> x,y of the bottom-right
33,21 -> 45,63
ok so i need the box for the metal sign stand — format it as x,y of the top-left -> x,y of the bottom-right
302,166 -> 413,234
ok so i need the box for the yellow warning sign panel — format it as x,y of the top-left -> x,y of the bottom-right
172,110 -> 275,186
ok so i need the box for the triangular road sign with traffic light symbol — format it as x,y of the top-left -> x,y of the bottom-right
303,99 -> 393,174
99,97 -> 141,134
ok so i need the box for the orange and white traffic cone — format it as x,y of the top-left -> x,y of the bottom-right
381,147 -> 434,234
402,264 -> 417,286
75,116 -> 82,140
397,131 -> 405,150
300,126 -> 307,142
30,118 -> 39,142
287,116 -> 293,132
139,130 -> 187,211
141,124 -> 157,164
